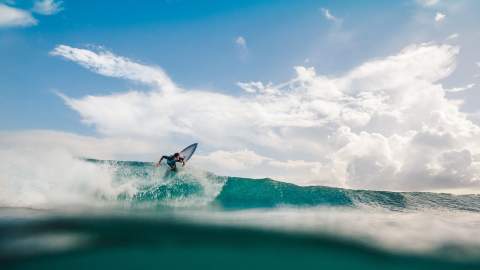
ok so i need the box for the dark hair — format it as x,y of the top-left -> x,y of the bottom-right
174,153 -> 180,157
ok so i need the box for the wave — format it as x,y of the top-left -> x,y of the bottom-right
95,160 -> 480,212
2,154 -> 480,212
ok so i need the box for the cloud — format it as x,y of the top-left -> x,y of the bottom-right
33,0 -> 63,15
320,8 -> 341,23
445,83 -> 475,93
0,130 -> 154,160
234,36 -> 248,61
195,150 -> 336,186
435,12 -> 446,22
49,43 -> 480,191
235,36 -> 247,49
417,0 -> 440,7
0,3 -> 37,28
50,45 -> 177,93
237,81 -> 276,94
446,33 -> 459,40
196,150 -> 269,171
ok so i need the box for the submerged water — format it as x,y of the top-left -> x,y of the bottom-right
2,159 -> 480,269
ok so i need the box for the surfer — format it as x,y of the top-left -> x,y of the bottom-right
156,153 -> 185,170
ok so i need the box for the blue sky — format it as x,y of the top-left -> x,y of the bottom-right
2,0 -> 480,192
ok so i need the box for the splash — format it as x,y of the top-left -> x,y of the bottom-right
0,149 -> 225,209
0,149 -> 134,208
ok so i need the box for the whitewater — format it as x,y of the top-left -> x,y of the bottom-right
2,152 -> 480,269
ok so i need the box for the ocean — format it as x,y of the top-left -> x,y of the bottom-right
2,159 -> 480,269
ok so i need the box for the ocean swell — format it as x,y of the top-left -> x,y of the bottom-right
2,155 -> 480,212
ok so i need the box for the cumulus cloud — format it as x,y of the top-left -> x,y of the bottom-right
33,0 -> 63,15
435,12 -> 446,22
48,42 -> 480,191
320,8 -> 341,23
0,3 -> 37,28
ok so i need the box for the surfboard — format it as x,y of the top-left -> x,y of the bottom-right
179,143 -> 198,163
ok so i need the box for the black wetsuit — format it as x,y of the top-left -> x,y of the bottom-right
162,155 -> 183,170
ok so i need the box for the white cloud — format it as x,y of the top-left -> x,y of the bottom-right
196,150 -> 269,171
237,81 -> 260,93
418,0 -> 440,7
0,3 -> 37,28
237,81 -> 277,94
51,45 -> 177,93
48,43 -> 480,191
235,36 -> 247,49
234,36 -> 248,61
0,130 -> 153,160
321,8 -> 341,23
446,33 -> 459,40
435,12 -> 446,22
33,0 -> 63,15
195,150 -> 336,186
445,83 -> 475,93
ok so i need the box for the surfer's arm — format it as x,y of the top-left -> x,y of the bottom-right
180,158 -> 185,167
156,156 -> 167,167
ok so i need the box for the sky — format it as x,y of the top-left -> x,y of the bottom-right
1,0 -> 480,192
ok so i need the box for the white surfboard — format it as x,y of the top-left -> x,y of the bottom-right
179,143 -> 198,163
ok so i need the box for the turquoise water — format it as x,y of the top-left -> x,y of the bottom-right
2,160 -> 480,269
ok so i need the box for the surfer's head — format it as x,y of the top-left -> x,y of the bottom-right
174,153 -> 180,158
